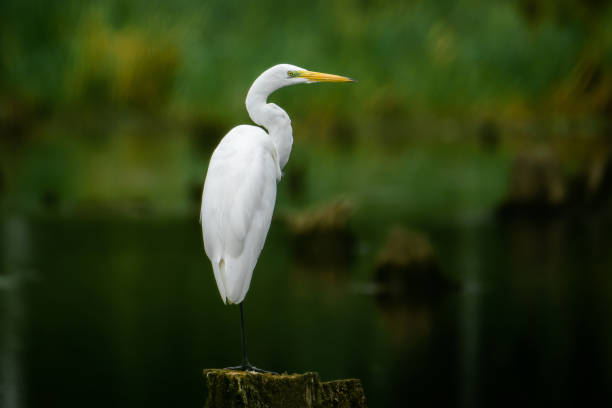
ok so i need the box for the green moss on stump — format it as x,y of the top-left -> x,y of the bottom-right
203,369 -> 367,408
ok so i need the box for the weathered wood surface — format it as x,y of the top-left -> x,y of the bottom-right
203,369 -> 367,408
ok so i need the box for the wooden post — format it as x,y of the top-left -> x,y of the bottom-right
203,369 -> 367,408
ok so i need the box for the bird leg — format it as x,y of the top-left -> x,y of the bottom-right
224,302 -> 277,374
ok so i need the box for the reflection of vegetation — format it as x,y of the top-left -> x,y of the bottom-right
374,225 -> 457,304
284,198 -> 355,267
372,225 -> 458,350
498,146 -> 612,217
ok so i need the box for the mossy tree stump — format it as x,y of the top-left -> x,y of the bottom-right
374,226 -> 457,301
203,369 -> 367,408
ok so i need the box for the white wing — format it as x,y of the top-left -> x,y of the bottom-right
200,125 -> 281,304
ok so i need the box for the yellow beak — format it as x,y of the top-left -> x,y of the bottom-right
298,70 -> 354,83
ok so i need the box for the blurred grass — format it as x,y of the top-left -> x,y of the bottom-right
278,139 -> 511,223
1,0 -> 612,219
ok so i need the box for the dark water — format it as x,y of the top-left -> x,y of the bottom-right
1,212 -> 612,407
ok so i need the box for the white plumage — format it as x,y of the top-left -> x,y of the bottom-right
200,64 -> 353,305
201,125 -> 279,304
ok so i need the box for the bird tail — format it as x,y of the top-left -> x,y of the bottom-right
219,257 -> 253,305
211,258 -> 229,304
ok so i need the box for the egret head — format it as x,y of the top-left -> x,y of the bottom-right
246,63 -> 354,126
278,63 -> 354,85
255,64 -> 354,92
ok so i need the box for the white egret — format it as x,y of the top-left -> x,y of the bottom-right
200,64 -> 353,372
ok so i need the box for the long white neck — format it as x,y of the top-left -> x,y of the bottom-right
245,75 -> 293,169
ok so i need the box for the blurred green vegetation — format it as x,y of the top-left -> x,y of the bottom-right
1,0 -> 612,219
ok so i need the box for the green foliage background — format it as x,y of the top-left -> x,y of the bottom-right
1,0 -> 612,220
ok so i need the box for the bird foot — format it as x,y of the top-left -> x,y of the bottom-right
224,363 -> 278,374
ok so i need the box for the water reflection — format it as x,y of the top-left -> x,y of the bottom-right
376,297 -> 434,350
456,224 -> 482,408
1,212 -> 611,407
1,217 -> 31,408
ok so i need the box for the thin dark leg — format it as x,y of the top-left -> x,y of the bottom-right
240,302 -> 249,367
224,301 -> 277,374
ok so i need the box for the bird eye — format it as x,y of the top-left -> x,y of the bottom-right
288,71 -> 297,78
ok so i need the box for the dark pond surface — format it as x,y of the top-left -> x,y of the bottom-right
1,211 -> 612,407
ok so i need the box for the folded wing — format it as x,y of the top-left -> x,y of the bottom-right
200,125 -> 279,304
